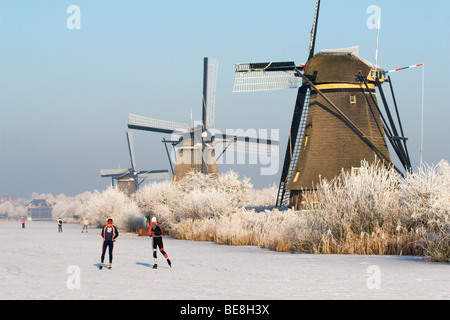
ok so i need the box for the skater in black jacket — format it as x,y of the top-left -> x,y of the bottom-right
149,217 -> 171,269
100,218 -> 119,269
58,217 -> 63,232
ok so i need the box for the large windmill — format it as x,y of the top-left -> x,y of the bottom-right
128,57 -> 278,181
100,132 -> 169,194
233,0 -> 412,209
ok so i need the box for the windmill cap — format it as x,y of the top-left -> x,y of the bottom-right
151,217 -> 157,223
304,51 -> 385,85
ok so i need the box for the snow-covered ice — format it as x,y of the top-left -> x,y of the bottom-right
1,221 -> 449,300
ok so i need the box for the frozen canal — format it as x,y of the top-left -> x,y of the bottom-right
1,221 -> 449,300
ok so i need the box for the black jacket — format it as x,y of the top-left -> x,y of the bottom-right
102,224 -> 119,242
149,222 -> 163,237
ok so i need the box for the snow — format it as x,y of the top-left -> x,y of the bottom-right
1,221 -> 449,300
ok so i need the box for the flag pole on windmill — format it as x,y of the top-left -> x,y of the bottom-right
375,6 -> 381,68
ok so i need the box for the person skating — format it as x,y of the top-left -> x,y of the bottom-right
149,216 -> 171,269
21,218 -> 25,229
57,217 -> 63,232
100,218 -> 119,269
81,218 -> 89,233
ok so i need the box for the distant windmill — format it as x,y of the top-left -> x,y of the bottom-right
233,0 -> 413,209
100,132 -> 169,194
128,57 -> 278,181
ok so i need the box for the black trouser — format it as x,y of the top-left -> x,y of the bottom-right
101,241 -> 114,263
152,237 -> 168,259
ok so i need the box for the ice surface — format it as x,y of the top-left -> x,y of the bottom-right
1,221 -> 448,300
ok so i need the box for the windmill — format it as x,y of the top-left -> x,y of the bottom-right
128,57 -> 278,181
233,0 -> 412,209
100,132 -> 169,194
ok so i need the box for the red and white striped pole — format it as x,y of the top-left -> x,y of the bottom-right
382,63 -> 424,75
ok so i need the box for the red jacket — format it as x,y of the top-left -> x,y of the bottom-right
149,222 -> 163,237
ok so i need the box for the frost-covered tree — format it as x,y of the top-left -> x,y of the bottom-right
84,187 -> 141,231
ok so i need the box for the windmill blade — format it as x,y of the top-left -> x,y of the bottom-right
128,113 -> 190,134
137,170 -> 170,180
126,132 -> 136,171
100,168 -> 130,177
214,133 -> 279,155
205,58 -> 219,127
276,85 -> 310,207
307,0 -> 321,61
216,133 -> 278,145
233,62 -> 300,93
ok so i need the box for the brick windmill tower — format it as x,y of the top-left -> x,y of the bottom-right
233,0 -> 411,209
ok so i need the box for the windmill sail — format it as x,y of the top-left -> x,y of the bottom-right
308,0 -> 321,61
214,133 -> 279,155
100,168 -> 130,178
205,58 -> 219,127
137,170 -> 170,180
128,114 -> 190,134
276,86 -> 311,207
233,62 -> 300,93
126,132 -> 137,171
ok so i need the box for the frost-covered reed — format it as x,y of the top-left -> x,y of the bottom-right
10,160 -> 449,262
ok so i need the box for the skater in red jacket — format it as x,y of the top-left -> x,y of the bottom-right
149,216 -> 171,269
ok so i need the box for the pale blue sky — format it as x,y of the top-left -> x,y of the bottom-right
1,0 -> 449,198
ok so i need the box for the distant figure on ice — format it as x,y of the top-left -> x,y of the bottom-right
58,217 -> 63,232
81,218 -> 89,233
100,218 -> 119,269
149,216 -> 171,269
21,218 -> 25,229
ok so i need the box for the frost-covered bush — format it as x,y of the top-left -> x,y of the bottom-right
299,160 -> 450,261
399,160 -> 449,225
174,171 -> 252,207
84,187 -> 141,231
302,161 -> 401,249
135,170 -> 253,231
135,180 -> 177,225
245,183 -> 278,208
175,187 -> 235,221
398,160 -> 450,261
26,191 -> 95,222
53,192 -> 94,221
0,198 -> 27,218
